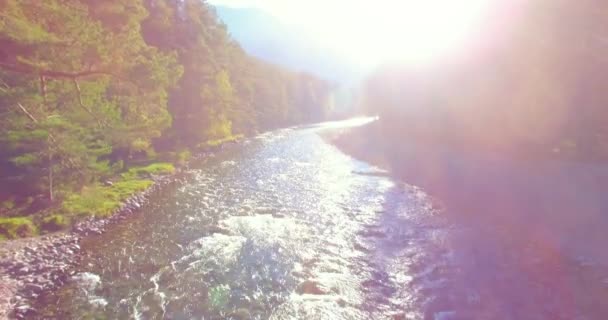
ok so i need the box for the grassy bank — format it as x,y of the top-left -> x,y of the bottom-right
0,131 -> 248,241
0,162 -> 175,240
204,134 -> 244,148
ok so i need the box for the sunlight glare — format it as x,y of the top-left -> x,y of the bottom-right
275,0 -> 494,67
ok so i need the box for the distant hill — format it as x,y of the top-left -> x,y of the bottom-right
213,5 -> 357,82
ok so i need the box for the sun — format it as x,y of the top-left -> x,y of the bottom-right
276,0 -> 494,67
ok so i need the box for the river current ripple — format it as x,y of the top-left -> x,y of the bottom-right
34,120 -> 608,319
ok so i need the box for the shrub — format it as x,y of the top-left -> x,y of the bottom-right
41,214 -> 70,232
1,200 -> 15,211
123,163 -> 175,179
205,134 -> 243,148
0,217 -> 37,239
177,150 -> 192,165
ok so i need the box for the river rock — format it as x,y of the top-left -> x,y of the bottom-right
14,304 -> 36,319
229,308 -> 252,320
297,280 -> 329,295
23,283 -> 43,294
391,313 -> 407,320
208,225 -> 233,236
17,267 -> 30,275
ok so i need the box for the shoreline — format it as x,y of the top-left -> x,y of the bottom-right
0,139 -> 236,319
0,133 -> 247,319
323,123 -> 608,266
0,172 -> 180,319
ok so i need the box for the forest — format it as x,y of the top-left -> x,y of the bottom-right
0,0 -> 332,238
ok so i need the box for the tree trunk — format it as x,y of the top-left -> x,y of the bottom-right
48,141 -> 54,202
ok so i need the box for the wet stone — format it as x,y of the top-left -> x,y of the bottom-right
229,308 -> 252,320
391,313 -> 407,320
23,283 -> 43,294
16,267 -> 30,275
296,280 -> 329,295
208,225 -> 233,235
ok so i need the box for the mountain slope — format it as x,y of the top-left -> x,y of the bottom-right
213,5 -> 356,82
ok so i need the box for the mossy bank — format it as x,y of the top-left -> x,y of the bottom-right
0,162 -> 176,241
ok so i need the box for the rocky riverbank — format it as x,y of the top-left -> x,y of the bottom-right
0,135 -> 244,319
0,173 -> 180,319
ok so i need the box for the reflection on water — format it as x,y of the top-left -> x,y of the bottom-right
33,120 -> 608,319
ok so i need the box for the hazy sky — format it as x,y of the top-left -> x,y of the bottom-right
208,0 -> 494,67
207,0 -> 356,26
208,0 -> 327,17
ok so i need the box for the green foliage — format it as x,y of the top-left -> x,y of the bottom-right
62,188 -> 121,218
209,284 -> 231,309
0,0 -> 179,206
131,138 -> 151,153
11,153 -> 39,166
0,217 -> 37,239
177,150 -> 192,164
143,0 -> 331,146
1,200 -> 16,211
40,214 -> 70,232
62,179 -> 153,218
205,134 -> 243,148
161,150 -> 192,165
205,118 -> 233,141
123,163 -> 175,180
136,163 -> 175,175
0,0 -> 331,238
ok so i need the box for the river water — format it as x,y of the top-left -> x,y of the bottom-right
33,119 -> 608,319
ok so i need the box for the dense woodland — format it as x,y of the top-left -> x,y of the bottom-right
361,0 -> 608,161
0,0 -> 331,237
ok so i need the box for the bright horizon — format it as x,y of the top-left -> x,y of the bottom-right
209,0 -> 495,67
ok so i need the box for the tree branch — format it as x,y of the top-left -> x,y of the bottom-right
40,75 -> 47,104
73,78 -> 104,126
0,77 -> 9,92
15,103 -> 82,171
16,102 -> 39,124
